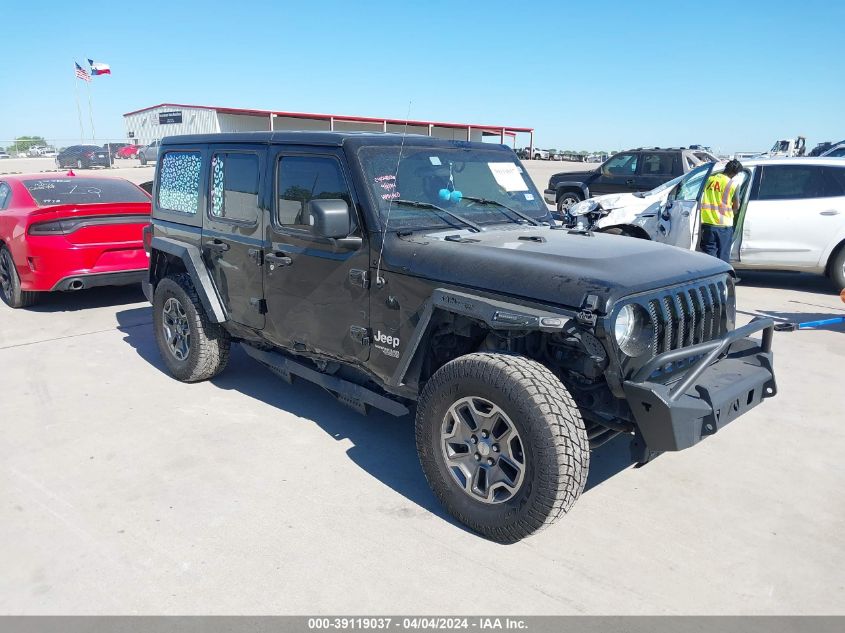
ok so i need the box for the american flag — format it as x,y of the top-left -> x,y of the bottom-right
74,62 -> 91,82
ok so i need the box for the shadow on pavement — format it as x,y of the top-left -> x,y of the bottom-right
736,270 -> 840,294
116,306 -> 637,535
26,285 -> 146,313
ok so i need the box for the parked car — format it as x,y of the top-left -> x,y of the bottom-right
820,144 -> 845,158
809,141 -> 834,157
116,144 -> 141,159
137,140 -> 161,165
0,151 -> 9,159
582,158 -> 845,288
103,142 -> 130,158
141,131 -> 777,542
40,148 -> 58,158
531,148 -> 550,160
0,174 -> 151,308
544,147 -> 718,215
56,145 -> 111,169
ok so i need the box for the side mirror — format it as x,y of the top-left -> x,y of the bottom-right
308,199 -> 351,239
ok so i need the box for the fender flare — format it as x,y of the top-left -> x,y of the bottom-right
149,236 -> 227,323
554,181 -> 590,201
387,288 -> 577,389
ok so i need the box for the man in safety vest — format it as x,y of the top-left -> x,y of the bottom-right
699,159 -> 743,262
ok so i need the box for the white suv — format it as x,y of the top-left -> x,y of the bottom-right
587,157 -> 845,288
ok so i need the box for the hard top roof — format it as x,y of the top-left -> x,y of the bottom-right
161,130 -> 511,151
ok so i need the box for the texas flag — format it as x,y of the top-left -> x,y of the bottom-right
88,59 -> 111,76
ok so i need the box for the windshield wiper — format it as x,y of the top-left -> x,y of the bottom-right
460,195 -> 542,226
391,199 -> 481,233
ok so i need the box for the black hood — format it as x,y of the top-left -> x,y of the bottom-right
382,225 -> 731,313
550,169 -> 598,184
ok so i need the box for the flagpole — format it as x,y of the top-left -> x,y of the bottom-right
85,79 -> 96,142
73,64 -> 85,143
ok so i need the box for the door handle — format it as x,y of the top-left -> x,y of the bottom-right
206,239 -> 230,252
820,210 -> 840,216
626,178 -> 635,185
265,252 -> 292,267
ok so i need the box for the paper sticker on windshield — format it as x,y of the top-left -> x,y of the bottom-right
524,193 -> 534,201
429,156 -> 442,166
488,162 -> 528,191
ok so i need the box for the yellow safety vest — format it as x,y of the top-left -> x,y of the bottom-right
700,173 -> 737,227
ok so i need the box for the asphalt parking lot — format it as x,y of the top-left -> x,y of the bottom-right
1,161 -> 843,615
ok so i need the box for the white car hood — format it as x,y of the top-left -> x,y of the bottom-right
593,189 -> 672,229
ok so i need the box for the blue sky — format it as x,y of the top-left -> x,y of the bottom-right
1,0 -> 842,153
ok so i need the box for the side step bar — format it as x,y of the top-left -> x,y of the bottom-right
241,344 -> 410,418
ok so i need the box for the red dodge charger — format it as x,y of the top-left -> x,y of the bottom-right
0,173 -> 151,308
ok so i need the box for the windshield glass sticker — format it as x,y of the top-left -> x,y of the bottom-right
487,162 -> 528,192
429,156 -> 442,166
524,193 -> 535,201
374,174 -> 400,200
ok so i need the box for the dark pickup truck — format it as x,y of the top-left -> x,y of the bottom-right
142,132 -> 775,542
544,146 -> 717,216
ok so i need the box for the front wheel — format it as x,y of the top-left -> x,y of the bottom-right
829,247 -> 845,290
556,191 -> 582,213
601,227 -> 639,238
139,153 -> 147,165
153,274 -> 231,382
416,353 -> 590,543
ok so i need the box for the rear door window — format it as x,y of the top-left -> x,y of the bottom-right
209,152 -> 260,223
158,151 -> 202,214
823,166 -> 845,197
756,165 -> 827,200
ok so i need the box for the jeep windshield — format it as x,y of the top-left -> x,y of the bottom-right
358,145 -> 551,231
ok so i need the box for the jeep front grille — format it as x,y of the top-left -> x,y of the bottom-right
644,279 -> 729,357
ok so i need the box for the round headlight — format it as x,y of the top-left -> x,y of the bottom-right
613,303 -> 653,357
614,304 -> 636,347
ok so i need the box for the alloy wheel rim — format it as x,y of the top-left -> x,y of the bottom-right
162,297 -> 190,361
440,396 -> 526,504
0,251 -> 13,297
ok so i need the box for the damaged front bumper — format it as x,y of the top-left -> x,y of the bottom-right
623,317 -> 776,453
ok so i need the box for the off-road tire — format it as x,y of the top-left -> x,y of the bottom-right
416,353 -> 590,543
0,246 -> 39,309
153,273 -> 231,382
557,191 -> 582,213
829,246 -> 845,290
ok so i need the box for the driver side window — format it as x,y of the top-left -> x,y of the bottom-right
603,153 -> 638,176
276,155 -> 353,230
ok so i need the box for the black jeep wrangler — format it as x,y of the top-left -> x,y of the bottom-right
142,132 -> 776,543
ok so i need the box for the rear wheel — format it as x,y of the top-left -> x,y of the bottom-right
153,274 -> 231,382
415,353 -> 590,543
829,246 -> 845,290
0,246 -> 38,309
